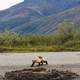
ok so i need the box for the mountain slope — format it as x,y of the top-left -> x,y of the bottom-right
12,5 -> 80,34
1,0 -> 80,19
0,0 -> 80,32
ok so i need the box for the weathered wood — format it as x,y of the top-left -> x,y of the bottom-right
5,68 -> 79,80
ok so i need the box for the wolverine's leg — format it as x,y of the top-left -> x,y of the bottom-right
38,62 -> 41,66
31,62 -> 35,67
44,61 -> 48,65
41,61 -> 43,65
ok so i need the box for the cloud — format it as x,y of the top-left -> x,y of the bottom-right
0,0 -> 24,10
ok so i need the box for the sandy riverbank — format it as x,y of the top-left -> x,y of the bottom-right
0,52 -> 79,78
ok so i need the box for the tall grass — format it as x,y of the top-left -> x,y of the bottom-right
0,21 -> 80,52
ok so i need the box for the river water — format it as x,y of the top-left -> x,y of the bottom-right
0,52 -> 80,66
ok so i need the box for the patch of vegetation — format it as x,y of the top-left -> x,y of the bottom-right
0,21 -> 80,52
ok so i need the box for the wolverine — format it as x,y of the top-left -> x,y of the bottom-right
31,56 -> 48,67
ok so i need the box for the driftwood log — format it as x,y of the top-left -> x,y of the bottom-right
5,68 -> 80,80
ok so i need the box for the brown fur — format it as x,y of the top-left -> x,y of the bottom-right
31,56 -> 48,67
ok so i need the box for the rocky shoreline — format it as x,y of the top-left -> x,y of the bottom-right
3,67 -> 80,80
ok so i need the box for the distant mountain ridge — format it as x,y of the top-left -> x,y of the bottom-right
12,5 -> 80,34
0,0 -> 80,33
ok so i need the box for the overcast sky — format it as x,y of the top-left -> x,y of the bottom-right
0,0 -> 24,10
